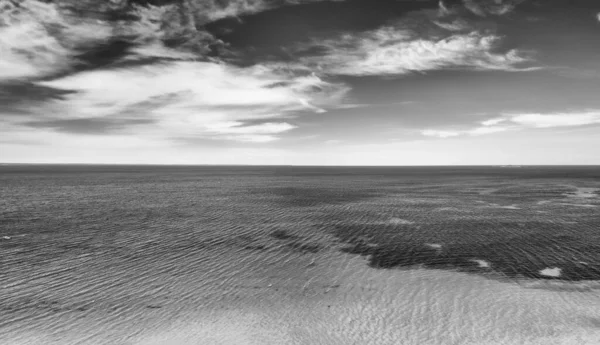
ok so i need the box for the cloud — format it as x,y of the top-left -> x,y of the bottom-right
0,0 -> 532,83
22,117 -> 155,135
436,0 -> 526,18
0,82 -> 75,113
38,61 -> 345,113
297,27 -> 535,76
204,121 -> 296,142
180,0 -> 346,24
21,60 -> 348,142
509,112 -> 600,128
467,125 -> 509,135
421,129 -> 461,138
462,0 -> 527,17
421,125 -> 509,138
1,0 -> 539,154
480,118 -> 506,126
0,1 -> 72,80
432,18 -> 472,32
0,0 -> 343,81
191,0 -> 271,23
1,0 -> 356,146
324,139 -> 342,144
288,0 -> 535,77
0,0 -> 118,80
421,111 -> 600,139
0,0 -> 229,80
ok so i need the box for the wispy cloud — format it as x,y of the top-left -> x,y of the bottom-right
324,139 -> 343,145
438,0 -> 527,17
480,118 -> 506,126
421,129 -> 461,138
191,0 -> 346,23
22,61 -> 348,142
421,110 -> 600,138
204,121 -> 296,142
289,0 -> 536,77
297,26 -> 535,76
509,112 -> 600,128
0,0 -> 344,81
467,125 -> 509,135
462,0 -> 527,17
0,0 -> 130,80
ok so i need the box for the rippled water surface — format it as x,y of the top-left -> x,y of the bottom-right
1,165 -> 600,344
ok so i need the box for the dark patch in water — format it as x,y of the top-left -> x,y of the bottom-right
583,317 -> 600,329
334,223 -> 600,281
270,230 -> 298,240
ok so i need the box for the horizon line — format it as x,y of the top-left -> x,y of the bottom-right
1,163 -> 599,167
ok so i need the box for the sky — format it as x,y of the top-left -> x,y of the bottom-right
1,0 -> 599,165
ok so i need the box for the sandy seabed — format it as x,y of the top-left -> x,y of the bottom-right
4,250 -> 599,345
134,258 -> 600,345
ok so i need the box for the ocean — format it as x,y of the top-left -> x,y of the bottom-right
1,165 -> 600,345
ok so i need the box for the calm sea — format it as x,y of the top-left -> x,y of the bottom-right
1,165 -> 600,345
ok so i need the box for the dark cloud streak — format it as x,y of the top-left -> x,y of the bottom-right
0,82 -> 76,114
22,117 -> 155,134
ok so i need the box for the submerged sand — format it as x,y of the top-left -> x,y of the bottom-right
3,249 -> 599,345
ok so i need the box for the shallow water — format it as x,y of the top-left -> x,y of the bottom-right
1,165 -> 600,344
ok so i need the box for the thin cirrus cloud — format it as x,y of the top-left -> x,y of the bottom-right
434,0 -> 526,32
296,27 -> 535,76
421,130 -> 462,138
193,0 -> 347,23
292,0 -> 536,77
421,111 -> 600,138
509,112 -> 600,128
461,0 -> 527,17
203,121 -> 297,143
